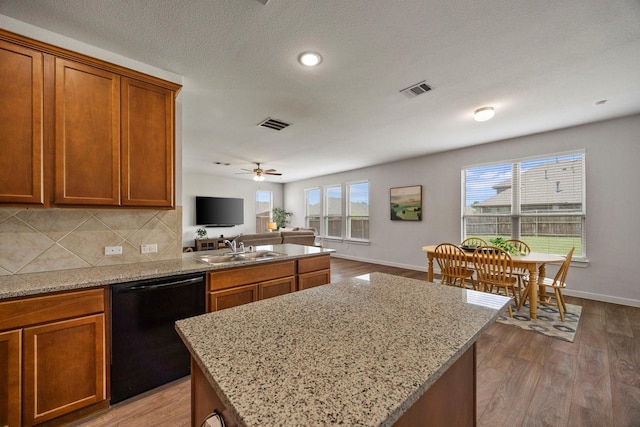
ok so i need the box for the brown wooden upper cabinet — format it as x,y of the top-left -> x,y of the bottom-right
54,58 -> 121,206
0,29 -> 181,209
0,39 -> 44,205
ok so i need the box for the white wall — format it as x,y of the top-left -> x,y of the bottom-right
182,173 -> 284,248
284,115 -> 640,307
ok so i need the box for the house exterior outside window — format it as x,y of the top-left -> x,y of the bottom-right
347,181 -> 369,241
325,184 -> 343,238
255,190 -> 272,232
462,152 -> 585,258
305,187 -> 321,233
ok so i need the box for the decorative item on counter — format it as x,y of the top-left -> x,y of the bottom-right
272,207 -> 293,229
196,227 -> 208,240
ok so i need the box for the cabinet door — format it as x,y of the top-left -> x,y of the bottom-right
0,330 -> 21,427
259,276 -> 296,300
22,314 -> 106,426
208,284 -> 258,312
121,77 -> 175,207
298,269 -> 331,291
54,58 -> 120,206
0,40 -> 44,205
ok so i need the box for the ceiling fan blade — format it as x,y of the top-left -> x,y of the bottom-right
264,171 -> 282,176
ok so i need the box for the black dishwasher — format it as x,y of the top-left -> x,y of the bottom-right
110,272 -> 206,403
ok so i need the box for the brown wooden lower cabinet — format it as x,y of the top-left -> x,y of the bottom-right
0,288 -> 108,427
23,314 -> 106,426
206,256 -> 331,313
259,276 -> 296,300
0,329 -> 21,427
209,284 -> 258,312
298,269 -> 331,290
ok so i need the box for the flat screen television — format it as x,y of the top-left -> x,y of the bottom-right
195,196 -> 244,227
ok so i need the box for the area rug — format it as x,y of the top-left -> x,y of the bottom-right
496,302 -> 582,342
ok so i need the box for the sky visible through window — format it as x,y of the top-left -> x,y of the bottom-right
307,182 -> 369,205
465,154 -> 582,207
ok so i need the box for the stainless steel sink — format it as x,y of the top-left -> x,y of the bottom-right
197,251 -> 285,265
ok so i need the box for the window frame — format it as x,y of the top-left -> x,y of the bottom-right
324,184 -> 343,239
304,187 -> 321,234
461,151 -> 586,259
346,180 -> 370,242
255,190 -> 272,233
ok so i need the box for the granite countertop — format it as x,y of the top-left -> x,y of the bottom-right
176,272 -> 510,427
0,244 -> 334,300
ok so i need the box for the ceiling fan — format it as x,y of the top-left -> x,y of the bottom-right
237,163 -> 282,181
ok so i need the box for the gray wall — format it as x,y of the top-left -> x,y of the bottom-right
182,173 -> 284,248
284,115 -> 640,307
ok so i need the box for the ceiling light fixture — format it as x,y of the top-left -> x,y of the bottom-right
473,106 -> 495,122
298,52 -> 322,67
253,174 -> 265,182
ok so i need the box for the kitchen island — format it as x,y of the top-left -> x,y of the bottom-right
176,272 -> 510,427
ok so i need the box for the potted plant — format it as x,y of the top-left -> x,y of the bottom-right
272,208 -> 293,230
489,237 -> 518,254
195,227 -> 208,240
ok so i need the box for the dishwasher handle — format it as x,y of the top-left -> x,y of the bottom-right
123,276 -> 204,292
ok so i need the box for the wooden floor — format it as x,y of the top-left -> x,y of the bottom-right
71,257 -> 640,427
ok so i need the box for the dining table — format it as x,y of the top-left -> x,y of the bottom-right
422,245 -> 566,320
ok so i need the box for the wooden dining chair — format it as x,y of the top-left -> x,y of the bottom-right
434,243 -> 476,289
472,246 -> 518,317
518,247 -> 574,321
505,239 -> 531,296
461,237 -> 487,248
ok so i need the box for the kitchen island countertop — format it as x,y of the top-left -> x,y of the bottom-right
0,244 -> 333,300
176,272 -> 510,427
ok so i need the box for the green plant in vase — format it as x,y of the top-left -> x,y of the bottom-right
196,227 -> 208,240
489,237 -> 519,255
272,208 -> 293,230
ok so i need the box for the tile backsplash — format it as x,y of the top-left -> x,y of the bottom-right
0,207 -> 182,275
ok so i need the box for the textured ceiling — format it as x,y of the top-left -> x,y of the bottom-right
1,0 -> 639,182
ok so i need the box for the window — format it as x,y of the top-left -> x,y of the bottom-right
347,181 -> 369,240
305,187 -> 321,233
325,185 -> 343,238
255,190 -> 272,232
304,181 -> 370,241
462,152 -> 585,258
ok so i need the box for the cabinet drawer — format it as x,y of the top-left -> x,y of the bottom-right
208,261 -> 295,291
297,255 -> 330,274
298,269 -> 331,291
259,276 -> 296,300
0,288 -> 105,332
208,284 -> 258,312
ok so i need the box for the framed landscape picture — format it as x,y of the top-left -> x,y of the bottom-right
390,185 -> 422,221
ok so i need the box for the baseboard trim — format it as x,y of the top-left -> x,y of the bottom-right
562,289 -> 640,308
330,254 -> 640,308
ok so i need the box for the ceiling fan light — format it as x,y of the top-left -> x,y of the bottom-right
298,51 -> 322,67
253,174 -> 265,182
473,106 -> 495,122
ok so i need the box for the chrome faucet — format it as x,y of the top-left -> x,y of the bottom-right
224,239 -> 236,253
224,240 -> 244,254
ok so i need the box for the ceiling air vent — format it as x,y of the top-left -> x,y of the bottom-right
258,118 -> 291,131
400,81 -> 432,98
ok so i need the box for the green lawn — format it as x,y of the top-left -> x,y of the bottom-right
473,235 -> 581,257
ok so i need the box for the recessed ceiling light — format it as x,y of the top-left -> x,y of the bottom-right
298,52 -> 322,67
473,106 -> 495,122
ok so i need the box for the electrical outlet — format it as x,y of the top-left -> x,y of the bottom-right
141,243 -> 158,254
105,246 -> 123,255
